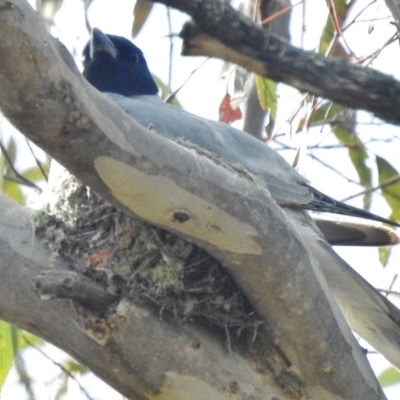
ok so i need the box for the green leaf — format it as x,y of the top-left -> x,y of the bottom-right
132,0 -> 154,37
22,165 -> 48,183
376,156 -> 400,221
63,361 -> 87,374
21,333 -> 43,349
153,75 -> 181,107
378,246 -> 391,266
255,75 -> 277,135
0,150 -> 5,190
333,126 -> 372,207
255,75 -> 277,117
2,181 -> 24,204
1,137 -> 31,203
378,366 -> 400,387
36,0 -> 64,28
0,137 -> 16,182
309,103 -> 342,125
5,137 -> 16,166
54,374 -> 68,400
319,0 -> 348,54
0,321 -> 21,390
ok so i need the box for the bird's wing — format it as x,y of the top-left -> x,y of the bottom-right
106,93 -> 314,206
285,208 -> 400,369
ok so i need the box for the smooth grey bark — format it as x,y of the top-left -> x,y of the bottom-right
242,0 -> 291,139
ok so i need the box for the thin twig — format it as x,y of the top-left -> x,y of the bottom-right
22,335 -> 95,400
325,0 -> 359,60
166,6 -> 173,91
25,138 -> 48,181
260,0 -> 303,26
0,140 -> 41,191
342,0 -> 377,33
309,152 -> 361,185
164,58 -> 210,103
341,174 -> 400,202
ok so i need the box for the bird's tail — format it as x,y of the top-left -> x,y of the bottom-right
306,186 -> 400,228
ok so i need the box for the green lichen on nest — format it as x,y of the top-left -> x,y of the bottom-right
35,174 -> 261,335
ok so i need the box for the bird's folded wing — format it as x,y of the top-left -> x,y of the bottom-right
106,93 -> 315,206
285,208 -> 400,369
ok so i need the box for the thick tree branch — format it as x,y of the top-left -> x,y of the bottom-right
153,0 -> 400,125
0,0 -> 386,399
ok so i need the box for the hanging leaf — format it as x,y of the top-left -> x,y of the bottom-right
54,373 -> 68,400
319,0 -> 349,55
0,137 -> 17,182
2,181 -> 24,204
255,75 -> 277,117
21,333 -> 42,349
63,360 -> 88,374
152,75 -> 180,107
378,366 -> 400,387
4,137 -> 16,167
376,156 -> 400,221
254,75 -> 277,136
333,126 -> 372,208
22,164 -> 49,184
307,103 -> 343,126
0,321 -> 21,390
132,0 -> 154,38
36,0 -> 64,29
218,94 -> 242,124
0,137 -> 25,203
378,247 -> 391,266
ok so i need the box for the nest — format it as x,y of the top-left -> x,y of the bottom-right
35,173 -> 261,337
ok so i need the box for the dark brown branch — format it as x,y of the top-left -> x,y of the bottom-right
153,0 -> 400,125
34,270 -> 119,309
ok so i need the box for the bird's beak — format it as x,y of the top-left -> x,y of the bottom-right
90,28 -> 118,59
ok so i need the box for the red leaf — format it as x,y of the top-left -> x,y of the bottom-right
218,94 -> 242,124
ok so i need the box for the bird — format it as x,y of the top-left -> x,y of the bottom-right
83,30 -> 399,230
83,28 -> 400,369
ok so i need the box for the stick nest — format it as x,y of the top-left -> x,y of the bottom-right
35,173 -> 261,337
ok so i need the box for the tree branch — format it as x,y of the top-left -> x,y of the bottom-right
34,270 -> 119,309
152,0 -> 400,125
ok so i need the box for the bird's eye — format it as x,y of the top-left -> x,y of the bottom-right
129,53 -> 140,63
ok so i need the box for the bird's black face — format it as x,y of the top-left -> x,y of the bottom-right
83,29 -> 158,96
